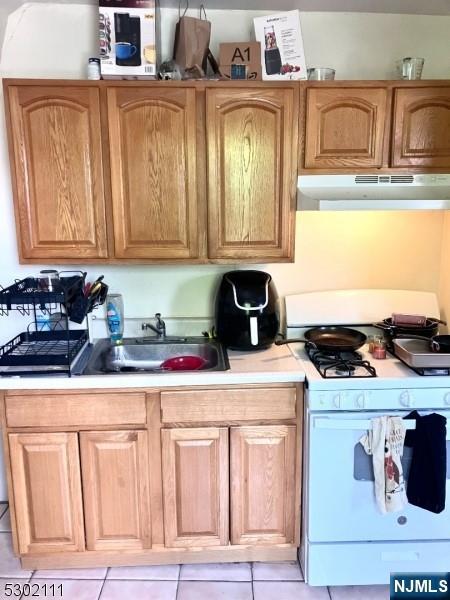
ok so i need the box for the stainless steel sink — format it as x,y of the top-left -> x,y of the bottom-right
82,337 -> 229,375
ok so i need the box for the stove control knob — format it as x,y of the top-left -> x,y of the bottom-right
332,393 -> 342,409
444,392 -> 450,406
399,390 -> 413,407
355,393 -> 366,409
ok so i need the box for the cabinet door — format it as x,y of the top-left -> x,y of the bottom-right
304,87 -> 388,169
80,430 -> 151,551
8,432 -> 84,554
392,87 -> 450,168
231,425 -> 296,545
161,427 -> 229,547
206,87 -> 297,261
107,86 -> 200,259
6,85 -> 108,260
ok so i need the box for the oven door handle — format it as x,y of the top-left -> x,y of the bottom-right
313,417 -> 417,432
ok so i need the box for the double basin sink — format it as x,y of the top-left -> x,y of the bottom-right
83,337 -> 229,375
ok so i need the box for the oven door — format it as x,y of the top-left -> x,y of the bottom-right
307,410 -> 450,542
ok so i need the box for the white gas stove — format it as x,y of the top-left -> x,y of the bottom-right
285,290 -> 450,586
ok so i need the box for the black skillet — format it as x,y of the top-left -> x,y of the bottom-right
275,326 -> 367,353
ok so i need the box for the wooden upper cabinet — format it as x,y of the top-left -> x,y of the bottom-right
206,87 -> 297,261
8,432 -> 84,554
304,87 -> 388,169
6,85 -> 108,260
392,87 -> 450,168
107,87 -> 200,259
161,427 -> 229,548
80,430 -> 151,551
231,425 -> 296,545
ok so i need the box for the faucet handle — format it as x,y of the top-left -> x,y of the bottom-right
155,312 -> 164,324
154,313 -> 166,336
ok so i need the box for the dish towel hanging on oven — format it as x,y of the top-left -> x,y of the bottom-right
404,411 -> 447,514
360,416 -> 407,513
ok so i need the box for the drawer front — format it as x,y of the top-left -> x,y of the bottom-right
6,392 -> 146,428
161,388 -> 296,423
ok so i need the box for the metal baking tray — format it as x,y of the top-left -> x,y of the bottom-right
393,338 -> 450,368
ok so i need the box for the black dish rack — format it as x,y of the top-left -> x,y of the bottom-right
0,272 -> 92,377
0,274 -> 84,316
0,330 -> 88,375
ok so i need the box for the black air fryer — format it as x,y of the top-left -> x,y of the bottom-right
215,271 -> 279,351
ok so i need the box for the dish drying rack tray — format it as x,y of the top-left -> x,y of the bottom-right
0,272 -> 90,377
0,330 -> 88,372
0,274 -> 84,316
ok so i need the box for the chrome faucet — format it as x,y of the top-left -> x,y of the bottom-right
142,313 -> 166,339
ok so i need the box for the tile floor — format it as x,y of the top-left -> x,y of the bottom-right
0,503 -> 389,600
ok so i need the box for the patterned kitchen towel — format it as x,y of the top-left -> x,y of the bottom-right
360,416 -> 407,514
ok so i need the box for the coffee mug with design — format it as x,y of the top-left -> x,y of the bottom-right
115,42 -> 137,60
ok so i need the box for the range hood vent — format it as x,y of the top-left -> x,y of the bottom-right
354,175 -> 415,184
298,174 -> 450,211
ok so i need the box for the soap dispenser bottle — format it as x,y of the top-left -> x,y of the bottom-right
106,293 -> 124,344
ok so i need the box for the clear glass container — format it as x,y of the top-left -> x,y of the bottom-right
38,269 -> 60,291
106,293 -> 124,344
307,67 -> 336,80
373,339 -> 387,360
368,334 -> 383,354
398,57 -> 424,80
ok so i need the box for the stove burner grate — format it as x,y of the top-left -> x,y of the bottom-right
306,343 -> 377,378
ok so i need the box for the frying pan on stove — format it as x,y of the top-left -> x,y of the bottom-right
275,326 -> 367,353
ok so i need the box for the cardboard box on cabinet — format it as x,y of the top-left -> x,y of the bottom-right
99,0 -> 159,79
219,42 -> 262,80
254,10 -> 307,81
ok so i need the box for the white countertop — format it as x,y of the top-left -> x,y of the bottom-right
0,344 -> 305,390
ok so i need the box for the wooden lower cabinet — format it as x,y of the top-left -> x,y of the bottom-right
80,430 -> 151,551
8,432 -> 85,554
161,424 -> 298,549
2,385 -> 301,567
230,425 -> 297,545
161,427 -> 229,548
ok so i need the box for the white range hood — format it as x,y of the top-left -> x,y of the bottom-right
297,174 -> 450,211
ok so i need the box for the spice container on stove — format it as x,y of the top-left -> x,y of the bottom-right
373,339 -> 387,359
368,334 -> 382,353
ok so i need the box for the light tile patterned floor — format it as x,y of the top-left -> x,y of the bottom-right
0,504 -> 390,599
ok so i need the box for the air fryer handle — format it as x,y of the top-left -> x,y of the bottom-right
250,316 -> 259,346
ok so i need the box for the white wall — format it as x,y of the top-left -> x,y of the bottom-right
0,2 -> 449,499
2,3 -> 450,79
